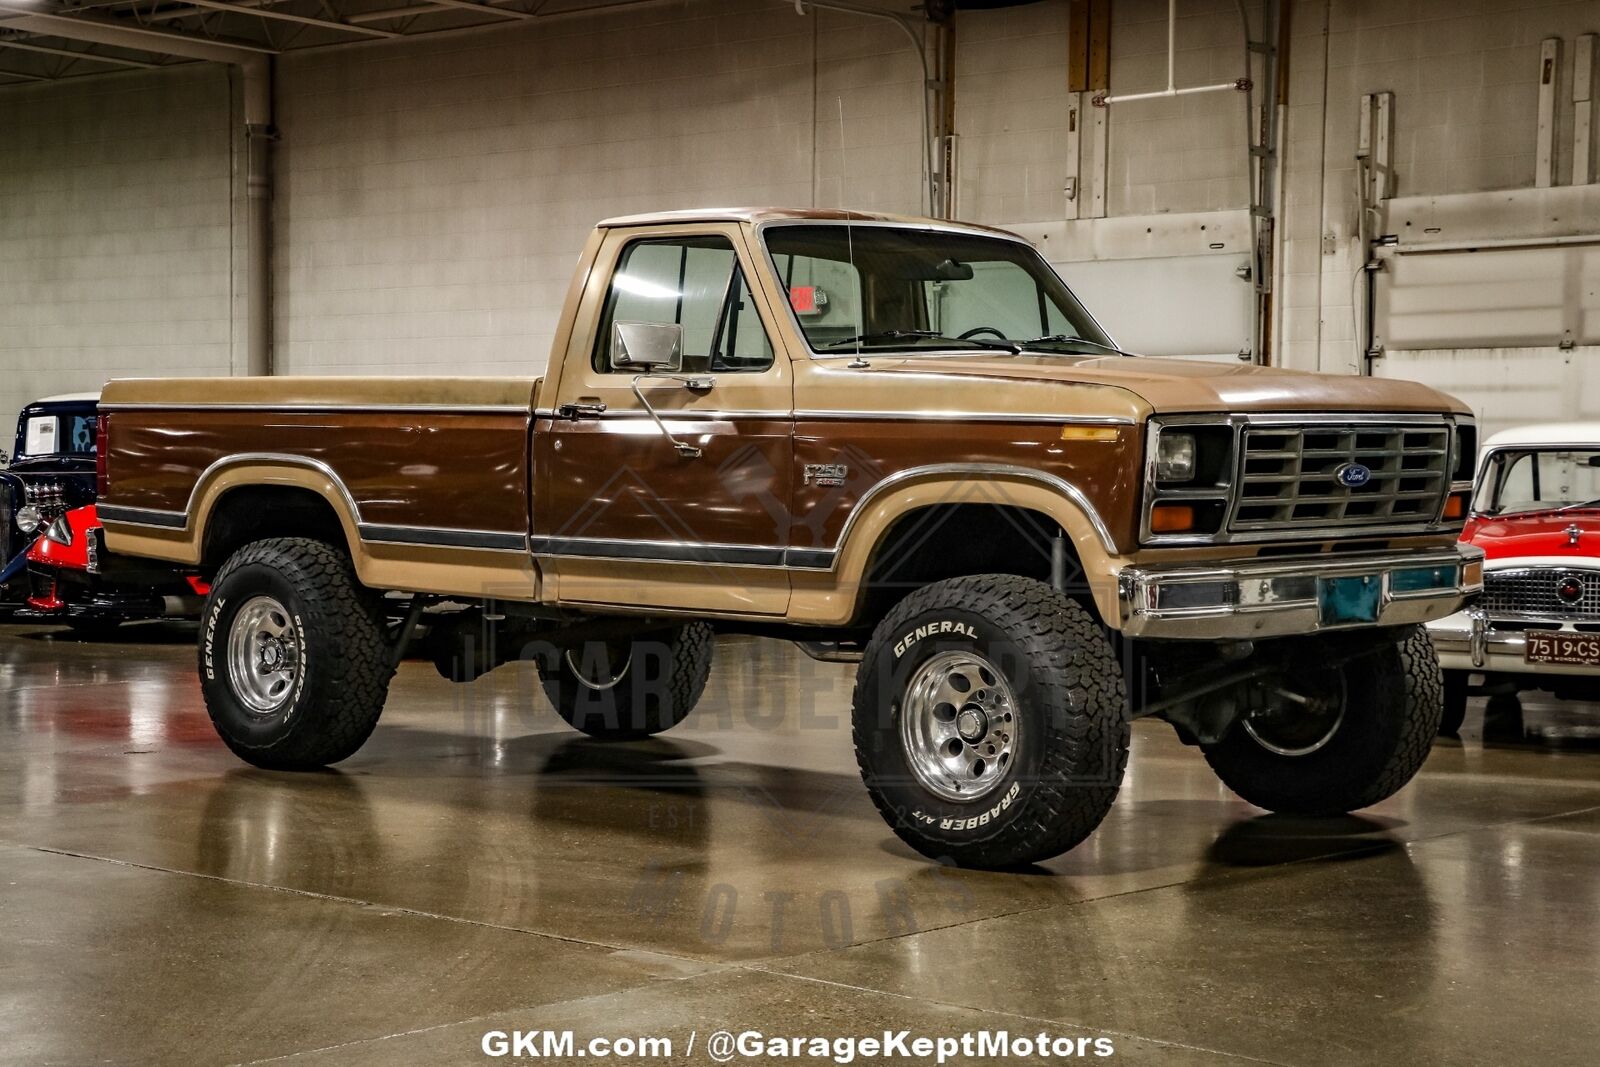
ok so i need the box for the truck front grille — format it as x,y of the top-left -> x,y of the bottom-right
1230,423 -> 1451,533
1481,568 -> 1600,620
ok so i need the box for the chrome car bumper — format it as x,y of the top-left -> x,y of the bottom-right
1117,544 -> 1484,640
1428,609 -> 1600,677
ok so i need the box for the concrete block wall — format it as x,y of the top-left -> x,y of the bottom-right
274,0 -> 925,377
0,0 -> 1596,429
0,65 -> 233,434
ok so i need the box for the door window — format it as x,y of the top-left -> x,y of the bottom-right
594,236 -> 773,374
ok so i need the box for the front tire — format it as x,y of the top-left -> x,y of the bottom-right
538,623 -> 714,739
200,538 -> 394,770
1202,625 -> 1442,815
852,575 -> 1129,869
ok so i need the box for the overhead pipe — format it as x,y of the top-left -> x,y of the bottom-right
0,3 -> 276,376
1092,0 -> 1249,107
788,0 -> 939,217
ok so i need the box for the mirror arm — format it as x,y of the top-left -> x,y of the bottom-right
631,373 -> 712,459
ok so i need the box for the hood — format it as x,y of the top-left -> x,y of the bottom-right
870,354 -> 1470,415
1465,510 -> 1600,563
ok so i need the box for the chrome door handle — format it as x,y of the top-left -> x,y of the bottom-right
556,401 -> 607,419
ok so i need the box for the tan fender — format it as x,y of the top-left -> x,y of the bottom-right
788,469 -> 1126,628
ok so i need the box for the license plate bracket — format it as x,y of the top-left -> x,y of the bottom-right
1318,575 -> 1382,625
1525,630 -> 1600,667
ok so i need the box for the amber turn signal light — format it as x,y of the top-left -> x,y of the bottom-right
1443,493 -> 1467,520
1149,504 -> 1196,533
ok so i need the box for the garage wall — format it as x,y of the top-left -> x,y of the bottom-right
274,0 -> 926,376
0,0 -> 1596,435
0,65 -> 234,435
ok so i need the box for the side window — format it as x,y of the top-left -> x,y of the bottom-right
594,236 -> 772,374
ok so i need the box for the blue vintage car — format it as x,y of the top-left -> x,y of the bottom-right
1,393 -> 102,600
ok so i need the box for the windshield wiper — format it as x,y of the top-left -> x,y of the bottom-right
1556,498 -> 1600,512
823,330 -> 1020,354
1021,334 -> 1133,357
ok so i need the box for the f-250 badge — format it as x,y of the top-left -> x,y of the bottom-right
803,463 -> 848,488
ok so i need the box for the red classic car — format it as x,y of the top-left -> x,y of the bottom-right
1429,425 -> 1600,733
18,504 -> 207,637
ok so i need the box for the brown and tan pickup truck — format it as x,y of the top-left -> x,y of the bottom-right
97,208 -> 1483,868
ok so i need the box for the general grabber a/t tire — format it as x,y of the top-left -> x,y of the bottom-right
200,538 -> 394,770
852,575 -> 1130,869
1201,625 -> 1443,815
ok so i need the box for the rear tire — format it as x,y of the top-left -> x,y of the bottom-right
199,538 -> 394,770
1439,669 -> 1469,735
538,622 -> 714,739
1202,625 -> 1442,815
852,574 -> 1129,869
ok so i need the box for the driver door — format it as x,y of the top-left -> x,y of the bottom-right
534,225 -> 794,615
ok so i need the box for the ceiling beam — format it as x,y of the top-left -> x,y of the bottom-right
0,5 -> 276,59
180,0 -> 401,38
421,0 -> 535,20
0,35 -> 162,67
0,64 -> 47,79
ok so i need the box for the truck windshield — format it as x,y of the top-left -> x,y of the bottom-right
1478,448 -> 1600,515
764,224 -> 1116,356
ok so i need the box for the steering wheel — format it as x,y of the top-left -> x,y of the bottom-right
958,326 -> 1008,341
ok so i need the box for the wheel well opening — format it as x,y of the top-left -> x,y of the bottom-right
854,504 -> 1090,628
201,486 -> 348,572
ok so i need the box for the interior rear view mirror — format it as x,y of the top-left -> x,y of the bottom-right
612,322 -> 683,372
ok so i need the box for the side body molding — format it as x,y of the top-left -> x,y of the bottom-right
100,453 -> 541,601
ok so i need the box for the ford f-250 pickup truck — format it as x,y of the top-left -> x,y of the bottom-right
96,208 -> 1484,868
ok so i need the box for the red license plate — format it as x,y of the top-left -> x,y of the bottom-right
1524,630 -> 1600,667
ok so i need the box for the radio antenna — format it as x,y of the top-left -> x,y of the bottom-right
838,96 -> 868,369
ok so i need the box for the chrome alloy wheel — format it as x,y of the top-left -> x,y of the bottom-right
900,650 -> 1019,802
227,596 -> 301,715
1242,673 -> 1347,757
565,643 -> 632,691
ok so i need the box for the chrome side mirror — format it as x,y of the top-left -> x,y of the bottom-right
611,322 -> 683,372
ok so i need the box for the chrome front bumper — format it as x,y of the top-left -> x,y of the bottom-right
1117,544 -> 1484,640
1428,609 -> 1600,677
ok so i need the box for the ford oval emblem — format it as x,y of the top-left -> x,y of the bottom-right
1335,462 -> 1372,488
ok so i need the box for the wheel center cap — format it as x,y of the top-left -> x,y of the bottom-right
956,705 -> 989,743
261,642 -> 281,670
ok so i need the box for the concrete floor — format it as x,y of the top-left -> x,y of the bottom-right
2,623 -> 1599,1066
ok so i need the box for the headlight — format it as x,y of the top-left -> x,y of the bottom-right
15,505 -> 43,535
1155,432 -> 1196,483
45,515 -> 73,547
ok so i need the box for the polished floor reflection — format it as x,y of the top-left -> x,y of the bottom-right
2,621 -> 1598,1064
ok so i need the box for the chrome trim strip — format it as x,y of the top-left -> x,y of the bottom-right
537,408 -> 792,422
99,403 -> 531,416
96,504 -> 186,530
534,407 -> 1135,426
794,410 -> 1137,425
360,524 -> 527,553
531,534 -> 793,568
